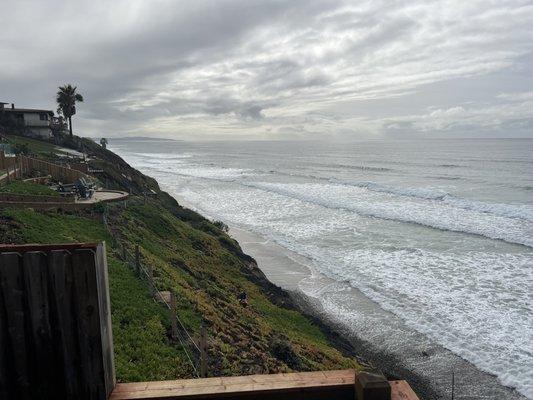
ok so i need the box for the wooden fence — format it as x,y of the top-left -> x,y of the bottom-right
19,155 -> 93,183
0,150 -> 16,170
0,151 -> 93,186
0,242 -> 115,400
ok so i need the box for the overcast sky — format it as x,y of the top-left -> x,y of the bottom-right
1,0 -> 533,139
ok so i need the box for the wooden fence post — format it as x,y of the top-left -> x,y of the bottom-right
200,324 -> 208,378
355,372 -> 391,400
15,156 -> 20,179
170,293 -> 178,342
135,245 -> 140,277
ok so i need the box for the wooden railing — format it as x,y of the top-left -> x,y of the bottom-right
110,370 -> 419,400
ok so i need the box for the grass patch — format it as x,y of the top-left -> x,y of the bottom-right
109,258 -> 194,381
0,207 -> 192,381
5,134 -> 64,156
0,208 -> 108,243
108,198 -> 360,375
0,181 -> 60,197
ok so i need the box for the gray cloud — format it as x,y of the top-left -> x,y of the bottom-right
1,0 -> 532,138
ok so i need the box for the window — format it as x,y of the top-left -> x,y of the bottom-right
39,113 -> 48,121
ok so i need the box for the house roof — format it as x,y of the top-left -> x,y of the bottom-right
1,108 -> 54,115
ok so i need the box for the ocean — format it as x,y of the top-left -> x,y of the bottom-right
109,138 -> 533,399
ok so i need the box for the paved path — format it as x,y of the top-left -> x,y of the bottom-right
76,190 -> 129,204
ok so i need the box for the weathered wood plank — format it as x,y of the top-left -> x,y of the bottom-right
22,251 -> 55,398
0,242 -> 100,253
72,249 -> 107,400
95,242 -> 116,398
110,371 -> 420,400
48,249 -> 81,398
110,370 -> 356,400
0,253 -> 12,399
390,380 -> 420,400
0,252 -> 31,400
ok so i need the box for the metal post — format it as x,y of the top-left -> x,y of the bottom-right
200,324 -> 208,378
170,292 -> 178,342
451,370 -> 455,400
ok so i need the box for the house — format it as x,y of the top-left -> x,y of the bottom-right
0,102 -> 54,138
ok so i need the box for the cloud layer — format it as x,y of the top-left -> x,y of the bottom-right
1,0 -> 532,138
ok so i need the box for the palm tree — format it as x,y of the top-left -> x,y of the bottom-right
56,84 -> 84,137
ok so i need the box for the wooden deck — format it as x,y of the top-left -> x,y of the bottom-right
110,370 -> 419,400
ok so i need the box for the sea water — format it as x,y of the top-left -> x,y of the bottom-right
109,138 -> 533,398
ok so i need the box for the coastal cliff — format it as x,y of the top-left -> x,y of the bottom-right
0,134 -> 364,382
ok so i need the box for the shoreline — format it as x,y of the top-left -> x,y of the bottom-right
109,145 -> 529,400
169,194 -> 438,398
229,226 -> 440,399
228,227 -> 528,400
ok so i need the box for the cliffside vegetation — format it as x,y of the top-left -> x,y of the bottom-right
0,134 -> 363,382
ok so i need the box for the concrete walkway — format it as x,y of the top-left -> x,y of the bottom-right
76,190 -> 129,204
